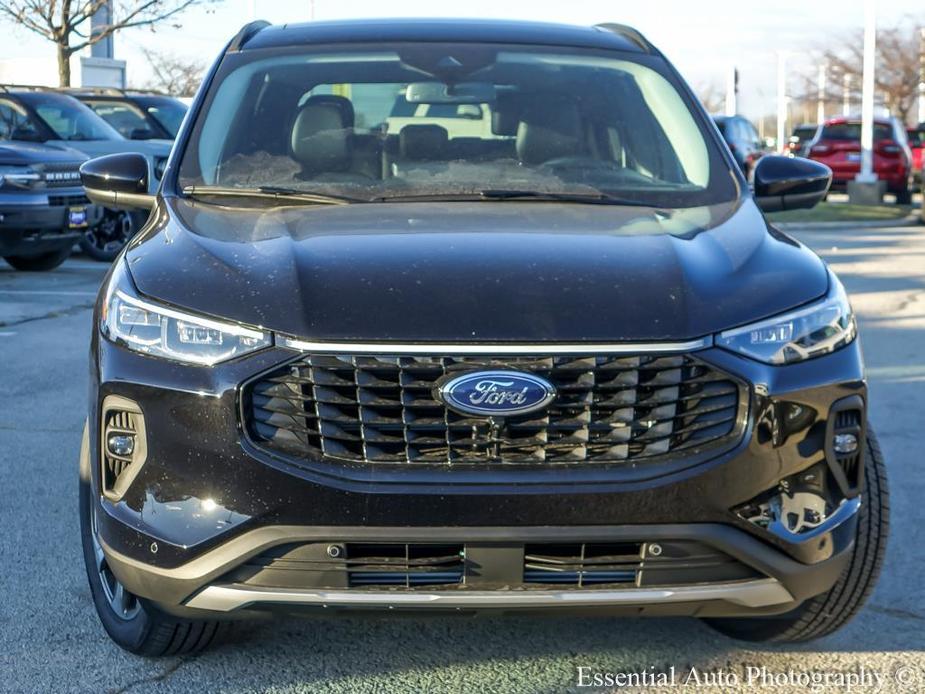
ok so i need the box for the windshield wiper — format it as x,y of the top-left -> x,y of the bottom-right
182,185 -> 363,205
373,189 -> 652,206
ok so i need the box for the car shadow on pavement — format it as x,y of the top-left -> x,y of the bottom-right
159,608 -> 923,692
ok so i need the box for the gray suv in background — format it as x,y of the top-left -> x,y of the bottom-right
0,86 -> 172,261
0,135 -> 103,270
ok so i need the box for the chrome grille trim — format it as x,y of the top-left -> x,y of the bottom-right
277,336 -> 713,355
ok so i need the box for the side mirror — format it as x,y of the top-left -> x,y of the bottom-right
753,155 -> 831,212
129,128 -> 155,140
80,153 -> 155,210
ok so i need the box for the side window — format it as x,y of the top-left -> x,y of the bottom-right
0,100 -> 41,140
734,119 -> 750,144
0,101 -> 14,138
426,104 -> 484,120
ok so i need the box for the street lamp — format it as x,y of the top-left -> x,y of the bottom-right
776,52 -> 788,153
849,0 -> 883,204
817,64 -> 826,124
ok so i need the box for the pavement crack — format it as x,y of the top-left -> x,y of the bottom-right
107,658 -> 187,694
868,604 -> 925,622
0,301 -> 94,328
895,289 -> 925,313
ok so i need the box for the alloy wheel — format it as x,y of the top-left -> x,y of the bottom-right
90,505 -> 141,620
84,210 -> 135,255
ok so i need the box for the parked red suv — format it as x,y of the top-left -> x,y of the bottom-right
807,117 -> 913,203
908,126 -> 924,187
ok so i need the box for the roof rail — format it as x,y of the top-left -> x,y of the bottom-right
61,86 -> 124,96
62,86 -> 170,97
0,83 -> 56,92
227,19 -> 271,52
593,23 -> 655,53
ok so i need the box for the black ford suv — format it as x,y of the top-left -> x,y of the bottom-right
78,19 -> 888,656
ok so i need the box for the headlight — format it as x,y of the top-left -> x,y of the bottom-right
101,261 -> 270,365
716,273 -> 856,365
0,165 -> 41,188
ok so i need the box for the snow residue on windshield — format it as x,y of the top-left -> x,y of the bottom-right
213,152 -> 634,199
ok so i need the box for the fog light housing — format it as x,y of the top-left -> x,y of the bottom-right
100,395 -> 147,501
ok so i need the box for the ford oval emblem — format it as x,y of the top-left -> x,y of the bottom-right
437,370 -> 557,417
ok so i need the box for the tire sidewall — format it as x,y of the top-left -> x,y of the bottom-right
4,247 -> 72,271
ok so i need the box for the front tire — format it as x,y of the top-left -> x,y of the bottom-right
4,247 -> 71,271
79,424 -> 225,656
706,427 -> 889,642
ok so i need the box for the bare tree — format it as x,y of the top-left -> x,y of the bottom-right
140,47 -> 203,96
0,1 -> 216,86
799,19 -> 925,125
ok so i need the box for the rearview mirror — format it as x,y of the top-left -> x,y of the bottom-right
753,155 -> 831,212
405,81 -> 495,105
80,152 -> 155,210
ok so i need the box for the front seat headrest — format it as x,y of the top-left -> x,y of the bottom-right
399,125 -> 449,161
302,94 -> 355,128
516,100 -> 583,165
290,101 -> 351,174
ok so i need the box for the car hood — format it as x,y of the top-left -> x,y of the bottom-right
0,141 -> 87,166
125,197 -> 828,343
45,138 -> 172,159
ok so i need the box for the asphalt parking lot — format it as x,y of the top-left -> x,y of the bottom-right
1,222 -> 923,693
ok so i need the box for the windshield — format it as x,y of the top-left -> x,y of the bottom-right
178,43 -> 736,207
83,99 -> 154,138
138,97 -> 187,138
19,93 -> 122,141
820,123 -> 893,142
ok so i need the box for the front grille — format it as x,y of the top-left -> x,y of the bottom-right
245,352 -> 742,466
346,544 -> 465,587
41,164 -> 83,188
47,194 -> 90,206
222,542 -> 466,590
524,543 -> 641,586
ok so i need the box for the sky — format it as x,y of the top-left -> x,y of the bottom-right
0,0 -> 923,119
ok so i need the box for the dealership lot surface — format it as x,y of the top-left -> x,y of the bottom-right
1,224 -> 923,693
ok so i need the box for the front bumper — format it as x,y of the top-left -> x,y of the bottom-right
87,331 -> 867,619
0,188 -> 103,255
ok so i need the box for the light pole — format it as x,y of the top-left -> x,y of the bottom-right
857,0 -> 877,184
842,74 -> 851,115
725,66 -> 738,116
918,27 -> 924,124
849,0 -> 882,204
776,52 -> 788,153
817,63 -> 827,124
